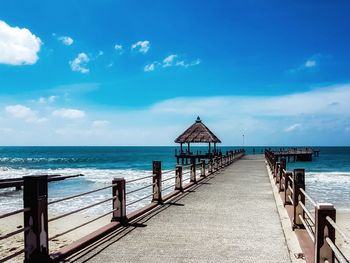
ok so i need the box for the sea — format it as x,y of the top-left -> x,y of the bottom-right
0,146 -> 349,216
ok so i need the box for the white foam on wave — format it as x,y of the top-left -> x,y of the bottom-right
305,171 -> 350,210
0,167 -> 176,215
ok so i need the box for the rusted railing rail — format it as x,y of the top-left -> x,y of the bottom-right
265,149 -> 350,263
0,149 -> 245,262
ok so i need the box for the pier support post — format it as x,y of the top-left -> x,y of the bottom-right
315,203 -> 336,263
292,169 -> 305,229
152,161 -> 162,204
23,175 -> 50,263
209,159 -> 213,174
284,172 -> 293,206
200,160 -> 206,177
175,165 -> 183,192
275,162 -> 280,182
112,178 -> 127,223
279,158 -> 286,192
190,157 -> 196,183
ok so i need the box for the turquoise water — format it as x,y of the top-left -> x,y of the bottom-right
0,146 -> 349,213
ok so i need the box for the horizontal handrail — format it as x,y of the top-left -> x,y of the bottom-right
325,237 -> 349,263
183,176 -> 191,182
181,164 -> 192,169
48,184 -> 116,205
161,175 -> 176,183
0,248 -> 26,262
299,201 -> 315,224
0,207 -> 30,220
0,226 -> 31,241
162,184 -> 175,192
326,216 -> 350,244
183,170 -> 191,175
288,185 -> 294,194
126,174 -> 154,183
48,197 -> 116,222
126,183 -> 155,196
300,188 -> 317,207
288,195 -> 294,205
162,169 -> 175,175
126,193 -> 154,207
298,214 -> 315,243
48,208 -> 116,241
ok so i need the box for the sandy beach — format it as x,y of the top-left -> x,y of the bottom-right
336,211 -> 350,259
0,212 -> 111,262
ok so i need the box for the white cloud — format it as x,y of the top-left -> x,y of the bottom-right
114,44 -> 123,54
0,20 -> 42,65
38,95 -> 58,104
92,120 -> 110,128
131,40 -> 150,54
144,63 -> 156,72
150,84 -> 350,118
5,104 -> 46,123
163,54 -> 178,67
52,108 -> 86,119
70,53 -> 90,74
284,123 -> 301,132
290,55 -> 320,73
58,36 -> 73,46
98,50 -> 104,56
145,55 -> 201,72
2,84 -> 350,146
305,59 -> 316,68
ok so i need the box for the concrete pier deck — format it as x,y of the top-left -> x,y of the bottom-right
67,155 -> 291,262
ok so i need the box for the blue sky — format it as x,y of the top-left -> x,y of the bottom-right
1,1 -> 350,146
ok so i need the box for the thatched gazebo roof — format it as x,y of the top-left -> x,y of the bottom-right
174,117 -> 221,144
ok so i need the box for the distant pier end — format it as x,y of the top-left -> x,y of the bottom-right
174,116 -> 222,164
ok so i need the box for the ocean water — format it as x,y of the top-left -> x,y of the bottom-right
0,146 -> 349,216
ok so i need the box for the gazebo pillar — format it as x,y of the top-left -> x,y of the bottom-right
208,142 -> 211,154
180,143 -> 183,153
187,143 -> 190,153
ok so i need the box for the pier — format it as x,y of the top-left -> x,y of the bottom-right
65,155 -> 290,262
269,148 -> 320,162
0,150 -> 349,263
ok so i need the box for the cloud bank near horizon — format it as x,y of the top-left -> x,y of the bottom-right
0,84 -> 349,146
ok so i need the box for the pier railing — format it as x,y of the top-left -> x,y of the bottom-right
0,149 -> 245,262
265,149 -> 349,263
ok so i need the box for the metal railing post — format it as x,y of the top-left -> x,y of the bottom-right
315,203 -> 336,263
190,157 -> 196,183
152,161 -> 162,204
292,169 -> 305,229
112,178 -> 126,223
279,158 -> 286,192
175,165 -> 183,192
200,160 -> 206,177
284,172 -> 293,206
23,175 -> 50,263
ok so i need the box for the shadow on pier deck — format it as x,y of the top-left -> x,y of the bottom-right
65,155 -> 290,263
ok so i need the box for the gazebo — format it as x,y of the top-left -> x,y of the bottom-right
174,116 -> 221,164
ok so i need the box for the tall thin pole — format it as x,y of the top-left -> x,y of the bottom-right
242,134 -> 245,147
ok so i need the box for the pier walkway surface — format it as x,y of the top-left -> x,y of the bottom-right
68,155 -> 291,262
